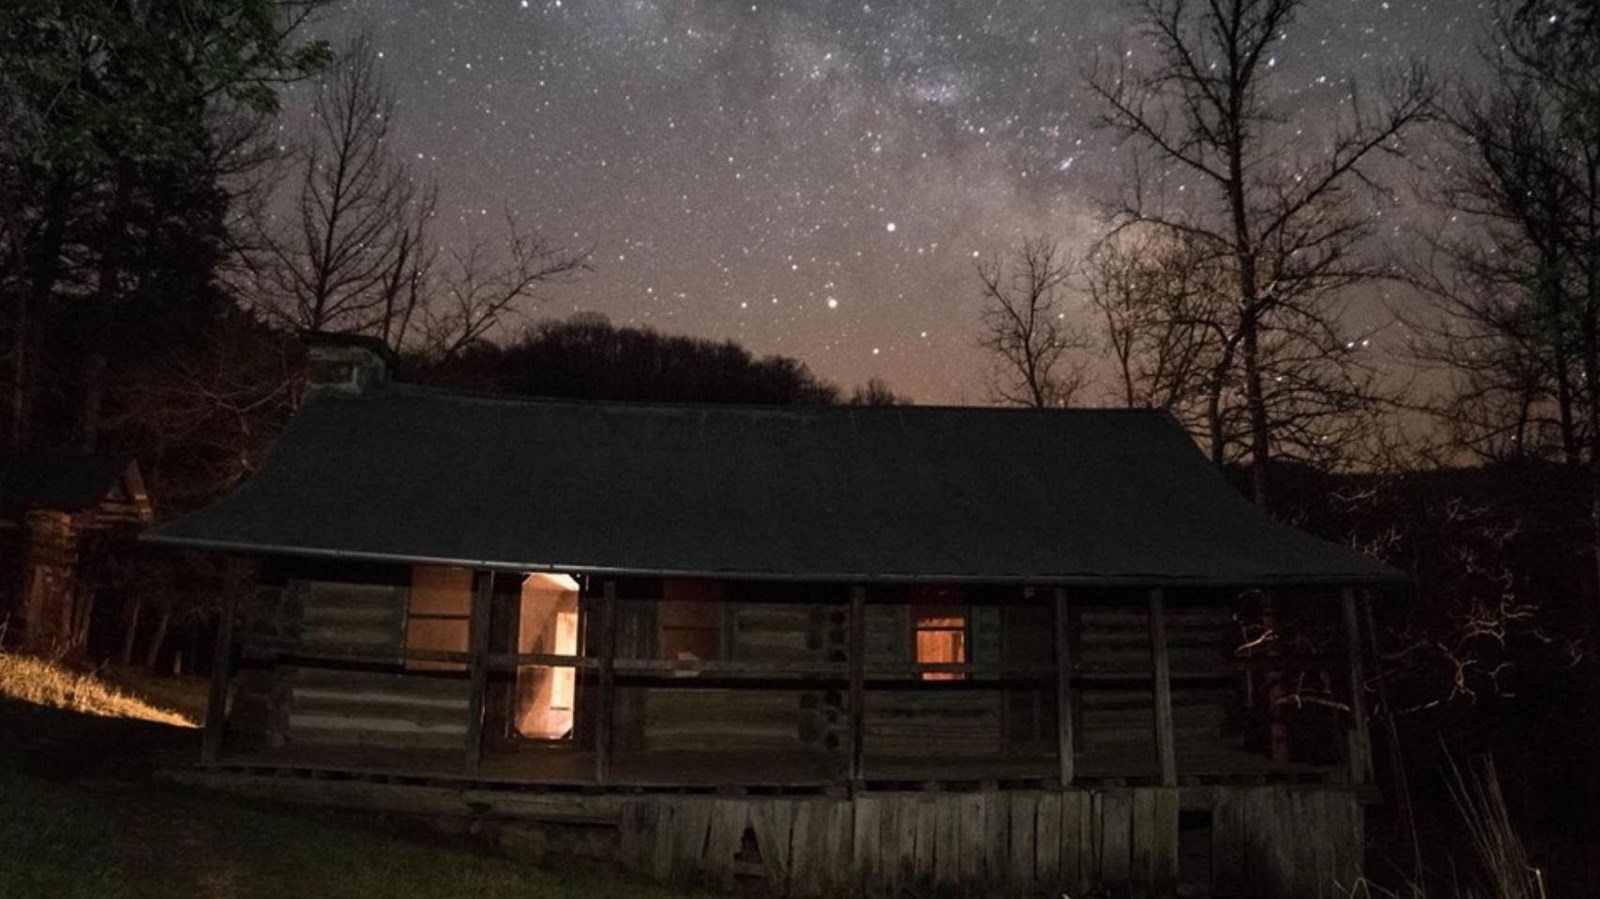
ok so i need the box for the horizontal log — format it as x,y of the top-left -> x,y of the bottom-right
300,625 -> 400,646
733,608 -> 812,630
301,606 -> 400,625
612,659 -> 1060,677
287,713 -> 467,736
1078,657 -> 1343,676
290,667 -> 470,696
244,640 -> 598,671
290,697 -> 469,730
296,583 -> 407,611
249,637 -> 1343,684
731,632 -> 810,653
244,638 -> 467,664
487,652 -> 599,669
1078,608 -> 1235,627
286,725 -> 464,752
292,687 -> 469,710
614,658 -> 843,675
644,690 -> 809,751
867,662 -> 1058,676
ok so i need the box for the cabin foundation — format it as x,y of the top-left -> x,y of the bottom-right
172,766 -> 1362,898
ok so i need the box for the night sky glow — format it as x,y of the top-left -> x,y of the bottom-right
308,1 -> 1485,402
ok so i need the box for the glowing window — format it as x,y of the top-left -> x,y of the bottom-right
915,607 -> 967,681
550,609 -> 579,712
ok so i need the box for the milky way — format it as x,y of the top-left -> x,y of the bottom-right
307,0 -> 1486,402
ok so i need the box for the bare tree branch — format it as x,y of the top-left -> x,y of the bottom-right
976,237 -> 1091,408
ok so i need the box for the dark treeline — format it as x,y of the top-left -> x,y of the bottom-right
0,1 -> 326,674
411,313 -> 902,407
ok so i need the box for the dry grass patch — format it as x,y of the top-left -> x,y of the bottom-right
0,651 -> 195,727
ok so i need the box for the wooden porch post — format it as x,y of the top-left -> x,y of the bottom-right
1148,588 -> 1177,787
464,571 -> 494,776
1053,587 -> 1075,787
200,587 -> 238,764
848,584 -> 867,787
1342,586 -> 1373,784
594,578 -> 618,785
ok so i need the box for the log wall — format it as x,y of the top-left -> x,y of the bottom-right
223,574 -> 1358,788
10,510 -> 81,653
1077,603 -> 1237,763
283,666 -> 470,750
629,597 -> 846,757
234,576 -> 476,752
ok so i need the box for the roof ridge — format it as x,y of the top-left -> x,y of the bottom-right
358,382 -> 1176,417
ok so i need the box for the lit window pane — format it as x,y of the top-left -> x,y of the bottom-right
915,607 -> 966,681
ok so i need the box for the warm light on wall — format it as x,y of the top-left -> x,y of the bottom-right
915,611 -> 966,681
550,609 -> 579,711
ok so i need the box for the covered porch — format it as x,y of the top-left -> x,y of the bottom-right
203,570 -> 1376,796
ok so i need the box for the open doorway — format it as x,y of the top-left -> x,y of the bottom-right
512,573 -> 581,740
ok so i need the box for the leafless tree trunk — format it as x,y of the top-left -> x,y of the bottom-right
77,161 -> 137,451
1089,0 -> 1432,504
120,594 -> 143,667
7,174 -> 73,448
143,604 -> 172,670
976,237 -> 1090,408
256,35 -> 435,343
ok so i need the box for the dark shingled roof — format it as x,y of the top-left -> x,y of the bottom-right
146,385 -> 1403,587
0,449 -> 136,519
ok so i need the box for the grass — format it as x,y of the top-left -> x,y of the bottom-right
1441,755 -> 1550,899
99,663 -> 211,724
0,651 -> 195,727
0,649 -> 707,899
1348,754 -> 1550,899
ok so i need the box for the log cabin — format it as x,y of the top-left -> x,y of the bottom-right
148,335 -> 1404,898
1,449 -> 152,654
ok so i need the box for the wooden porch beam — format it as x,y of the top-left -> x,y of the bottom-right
464,571 -> 494,776
1053,586 -> 1075,787
1342,587 -> 1373,784
848,585 -> 867,787
1149,588 -> 1177,787
200,587 -> 238,764
594,579 -> 618,786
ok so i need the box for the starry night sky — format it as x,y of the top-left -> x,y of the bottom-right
308,0 -> 1486,403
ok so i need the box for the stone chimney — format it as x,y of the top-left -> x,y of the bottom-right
301,330 -> 397,396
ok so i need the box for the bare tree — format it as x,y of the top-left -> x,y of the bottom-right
1086,231 -> 1229,453
1406,75 -> 1581,463
421,211 -> 589,358
1089,0 -> 1433,505
1407,0 -> 1600,605
976,237 -> 1091,408
256,35 -> 436,343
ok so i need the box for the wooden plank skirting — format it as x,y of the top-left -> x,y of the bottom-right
170,767 -> 1362,898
